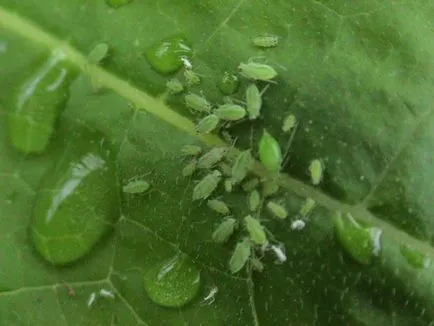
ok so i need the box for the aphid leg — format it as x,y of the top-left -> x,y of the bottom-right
281,122 -> 299,169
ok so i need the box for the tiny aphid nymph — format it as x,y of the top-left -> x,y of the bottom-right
181,144 -> 202,156
214,104 -> 246,121
244,215 -> 268,245
229,238 -> 251,274
182,160 -> 197,177
166,78 -> 184,94
224,179 -> 233,193
219,163 -> 232,177
207,199 -> 230,215
192,170 -> 222,201
299,198 -> 316,217
258,129 -> 283,173
197,147 -> 228,169
242,178 -> 259,192
195,114 -> 220,134
231,149 -> 253,184
123,180 -> 150,194
246,83 -> 262,120
252,35 -> 279,48
184,93 -> 212,113
248,189 -> 261,212
99,289 -> 115,299
238,61 -> 278,81
89,43 -> 109,64
184,69 -> 201,86
309,159 -> 324,185
212,218 -> 238,243
282,114 -> 296,133
262,181 -> 279,197
266,201 -> 288,219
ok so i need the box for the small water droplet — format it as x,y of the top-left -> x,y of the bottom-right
105,0 -> 133,9
400,244 -> 431,269
217,71 -> 240,95
145,35 -> 192,75
143,254 -> 201,308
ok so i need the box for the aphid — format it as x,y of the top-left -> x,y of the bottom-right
400,244 -> 430,269
182,160 -> 197,177
266,201 -> 288,219
218,71 -> 240,95
201,286 -> 218,305
197,147 -> 228,169
166,78 -> 184,94
282,114 -> 296,133
270,243 -> 287,264
291,219 -> 306,231
299,198 -> 316,217
192,170 -> 222,201
184,93 -> 212,113
252,35 -> 279,48
242,178 -> 259,192
99,289 -> 115,299
224,179 -> 233,193
122,180 -> 150,194
87,292 -> 97,308
88,43 -> 109,64
231,149 -> 253,184
238,61 -> 278,81
244,215 -> 268,245
258,129 -> 282,173
181,144 -> 202,156
180,56 -> 193,69
250,257 -> 264,272
184,69 -> 201,86
229,238 -> 252,274
262,181 -> 279,197
212,218 -> 238,243
207,199 -> 230,215
246,83 -> 262,120
214,104 -> 246,121
219,163 -> 232,176
248,189 -> 261,212
195,114 -> 220,134
309,159 -> 324,185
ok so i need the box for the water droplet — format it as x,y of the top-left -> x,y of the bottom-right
333,212 -> 382,265
8,50 -> 77,154
143,254 -> 201,308
145,35 -> 192,75
400,244 -> 431,269
31,130 -> 119,265
218,71 -> 240,95
105,0 -> 133,9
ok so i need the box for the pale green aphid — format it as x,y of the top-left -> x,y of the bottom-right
213,104 -> 246,121
195,114 -> 220,134
262,181 -> 279,197
282,114 -> 296,133
244,215 -> 268,245
229,238 -> 252,274
197,147 -> 228,169
182,160 -> 197,177
246,83 -> 262,120
166,78 -> 184,94
299,198 -> 316,217
184,93 -> 212,113
242,178 -> 259,192
184,69 -> 201,86
219,163 -> 232,177
238,61 -> 278,81
231,149 -> 253,184
207,199 -> 230,215
400,244 -> 431,269
181,144 -> 202,156
258,129 -> 283,173
212,218 -> 238,244
250,257 -> 264,272
266,201 -> 288,219
248,190 -> 261,212
192,170 -> 222,201
309,159 -> 324,185
89,43 -> 109,64
224,179 -> 233,193
123,180 -> 150,194
252,35 -> 279,48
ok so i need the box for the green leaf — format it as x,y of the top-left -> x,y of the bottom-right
0,1 -> 433,325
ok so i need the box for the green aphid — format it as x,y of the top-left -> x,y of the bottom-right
282,114 -> 296,133
197,147 -> 228,169
207,199 -> 230,215
299,198 -> 316,217
219,163 -> 232,177
244,215 -> 268,245
309,159 -> 324,185
123,180 -> 150,194
181,144 -> 202,156
231,149 -> 253,184
212,218 -> 238,244
400,244 -> 431,269
262,181 -> 279,197
166,78 -> 184,94
246,83 -> 262,120
250,257 -> 264,272
258,129 -> 283,173
248,189 -> 261,212
242,178 -> 259,192
238,61 -> 278,81
182,160 -> 197,177
184,93 -> 212,113
184,69 -> 201,86
214,104 -> 246,121
88,43 -> 109,64
218,71 -> 240,95
224,179 -> 234,193
192,170 -> 222,201
252,35 -> 279,48
195,114 -> 220,134
229,238 -> 252,274
266,201 -> 287,219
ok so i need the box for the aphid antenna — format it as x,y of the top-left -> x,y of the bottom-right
259,84 -> 271,96
281,122 -> 299,169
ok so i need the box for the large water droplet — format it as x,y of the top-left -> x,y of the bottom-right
143,254 -> 201,308
333,212 -> 382,265
218,71 -> 240,95
400,244 -> 431,269
145,36 -> 192,75
8,49 -> 77,154
105,0 -> 133,8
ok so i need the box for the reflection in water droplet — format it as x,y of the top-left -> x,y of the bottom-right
8,49 -> 77,154
218,71 -> 240,95
143,254 -> 201,308
105,0 -> 133,8
400,244 -> 431,269
145,36 -> 193,75
333,212 -> 382,265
